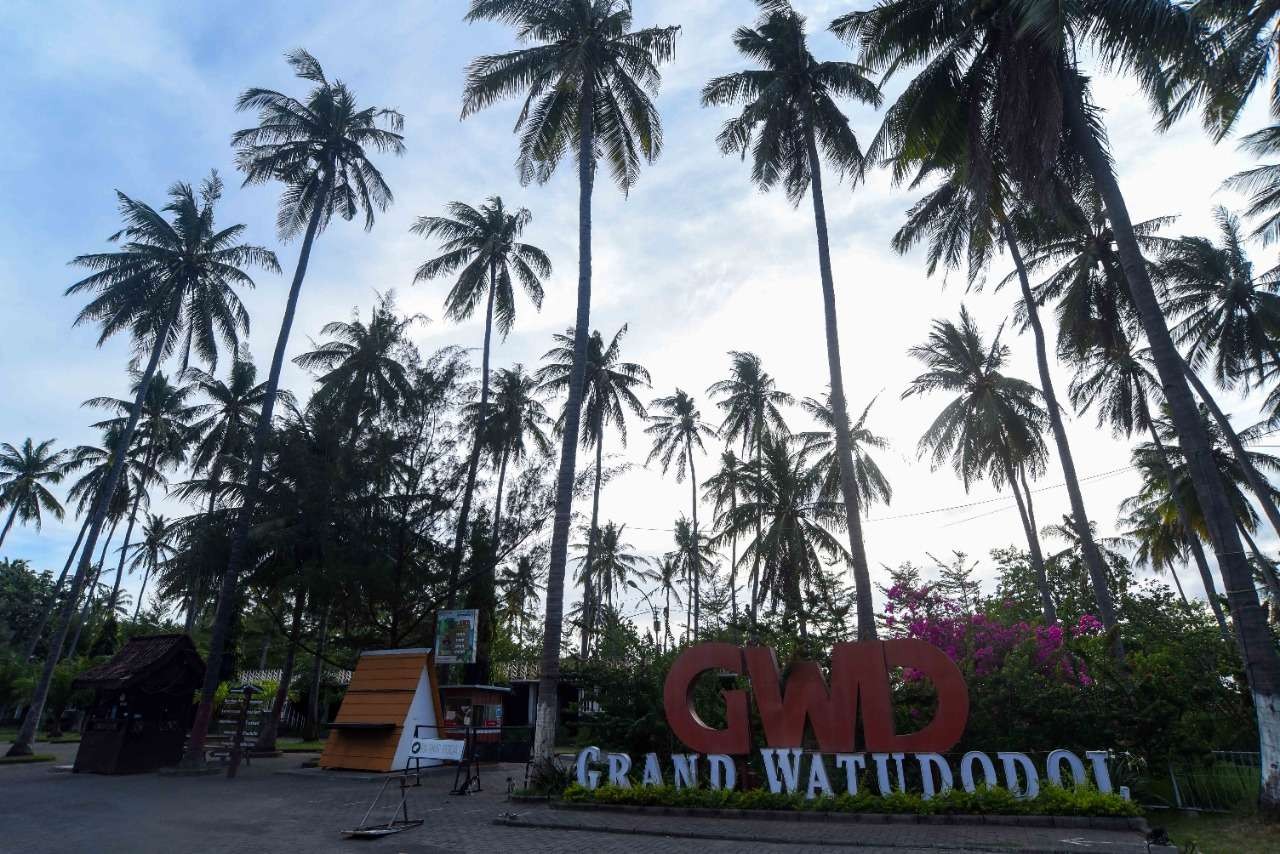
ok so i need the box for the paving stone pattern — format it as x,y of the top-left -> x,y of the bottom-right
0,745 -> 1158,853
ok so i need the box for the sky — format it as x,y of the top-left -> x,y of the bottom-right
0,0 -> 1274,629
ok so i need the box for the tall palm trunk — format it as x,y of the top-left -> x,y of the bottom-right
491,445 -> 510,548
0,504 -> 18,550
1182,364 -> 1280,540
1004,224 -> 1120,636
750,429 -> 761,634
447,259 -> 499,608
803,126 -> 876,641
1145,417 -> 1231,639
687,442 -> 700,638
1061,70 -> 1280,806
185,169 -> 333,766
256,589 -> 305,752
1001,452 -> 1056,622
23,515 -> 90,661
533,79 -> 595,764
580,413 -> 605,658
7,292 -> 177,759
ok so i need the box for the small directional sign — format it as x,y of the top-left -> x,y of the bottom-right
410,737 -> 465,761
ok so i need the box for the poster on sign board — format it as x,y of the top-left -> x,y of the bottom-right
435,609 -> 478,664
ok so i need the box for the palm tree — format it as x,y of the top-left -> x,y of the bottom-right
412,197 -> 549,604
707,351 -> 792,631
702,451 -> 745,626
1227,123 -> 1280,246
641,554 -> 684,650
840,2 -> 1280,794
0,439 -> 66,551
537,326 -> 649,655
703,1 -> 881,640
126,514 -> 177,618
645,390 -> 715,636
483,365 -> 554,542
799,393 -> 892,511
462,0 -> 679,761
186,49 -> 405,766
904,308 -> 1057,623
572,521 -> 645,616
886,145 -> 1122,639
185,355 -> 278,514
88,372 -> 193,613
713,432 -> 851,639
499,553 -> 544,642
1158,208 -> 1280,542
1123,503 -> 1195,610
1070,339 -> 1232,636
8,175 -> 273,759
294,293 -> 421,435
667,517 -> 716,643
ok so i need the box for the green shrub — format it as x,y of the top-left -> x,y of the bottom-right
559,781 -> 1140,818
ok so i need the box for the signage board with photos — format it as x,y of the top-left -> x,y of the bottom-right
435,609 -> 478,664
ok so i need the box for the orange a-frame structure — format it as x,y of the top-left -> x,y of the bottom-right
319,648 -> 445,773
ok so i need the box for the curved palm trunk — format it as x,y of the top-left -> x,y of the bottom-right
532,79 -> 595,764
803,126 -> 877,641
580,418 -> 605,659
1145,418 -> 1231,639
1001,453 -> 1056,623
23,515 -> 91,662
1062,70 -> 1280,807
1004,224 -> 1120,638
448,259 -> 499,609
7,291 -> 176,760
184,170 -> 333,766
1166,561 -> 1191,609
0,504 -> 18,550
1182,364 -> 1280,540
133,565 -> 153,620
67,527 -> 116,661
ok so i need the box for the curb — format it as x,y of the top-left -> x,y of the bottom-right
551,801 -> 1148,833
494,815 -> 1148,853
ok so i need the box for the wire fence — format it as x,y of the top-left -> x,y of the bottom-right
1147,751 -> 1261,812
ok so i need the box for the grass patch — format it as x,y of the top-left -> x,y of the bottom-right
0,754 -> 56,765
279,740 -> 326,753
49,735 -> 80,744
1154,811 -> 1280,854
562,783 -> 1142,818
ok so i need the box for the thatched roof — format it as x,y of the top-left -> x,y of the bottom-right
73,634 -> 205,691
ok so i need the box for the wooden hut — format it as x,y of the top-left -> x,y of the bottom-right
319,648 -> 444,773
72,634 -> 205,774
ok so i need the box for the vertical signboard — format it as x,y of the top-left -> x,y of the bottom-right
435,609 -> 478,665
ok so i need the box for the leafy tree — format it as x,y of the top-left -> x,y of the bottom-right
9,173 -> 273,758
904,308 -> 1057,623
665,516 -> 717,644
462,0 -> 679,763
126,514 -> 178,619
189,49 -> 405,764
703,0 -> 881,640
0,439 -> 66,551
412,197 -> 549,603
645,390 -> 715,636
538,326 -> 649,655
702,451 -> 745,626
481,365 -> 553,551
572,521 -> 645,615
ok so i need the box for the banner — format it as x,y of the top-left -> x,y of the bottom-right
435,609 -> 478,664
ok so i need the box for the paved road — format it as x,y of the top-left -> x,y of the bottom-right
0,743 -> 1153,853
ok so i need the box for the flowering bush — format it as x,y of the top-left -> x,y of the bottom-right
883,583 -> 1095,687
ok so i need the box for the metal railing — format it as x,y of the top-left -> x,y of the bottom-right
1161,751 -> 1261,812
